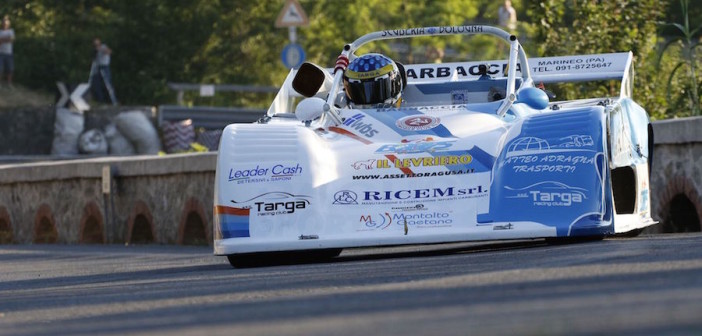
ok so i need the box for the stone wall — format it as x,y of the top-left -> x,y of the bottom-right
0,117 -> 701,245
0,153 -> 216,245
649,117 -> 702,233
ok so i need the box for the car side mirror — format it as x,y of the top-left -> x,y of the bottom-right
292,62 -> 334,98
516,87 -> 549,110
295,97 -> 326,122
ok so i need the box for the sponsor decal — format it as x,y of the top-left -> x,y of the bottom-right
353,155 -> 472,170
379,26 -> 482,38
215,205 -> 250,239
399,54 -> 622,81
506,135 -> 595,157
396,115 -> 441,131
503,135 -> 598,174
506,155 -> 596,174
253,200 -> 308,216
401,136 -> 436,143
505,181 -> 587,207
376,105 -> 468,113
328,126 -> 373,145
228,163 -> 302,184
377,154 -> 472,168
352,169 -> 474,180
358,210 -> 453,231
381,27 -> 428,37
438,25 -> 483,34
359,213 -> 393,230
342,113 -> 379,138
360,185 -> 487,205
404,63 -> 521,80
391,204 -> 427,212
393,212 -> 453,228
376,140 -> 456,154
351,159 -> 376,170
493,223 -> 514,230
231,192 -> 310,216
557,135 -> 594,148
333,190 -> 358,205
533,57 -> 613,74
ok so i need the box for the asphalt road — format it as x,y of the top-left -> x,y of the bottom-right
2,233 -> 702,335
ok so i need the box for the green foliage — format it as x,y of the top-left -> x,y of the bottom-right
0,0 -> 696,120
0,0 -> 485,106
302,0 -> 481,65
528,0 -> 665,118
658,0 -> 702,116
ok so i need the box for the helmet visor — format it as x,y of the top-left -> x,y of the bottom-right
344,75 -> 399,105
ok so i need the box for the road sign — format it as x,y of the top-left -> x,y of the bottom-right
56,81 -> 91,112
281,43 -> 305,69
56,82 -> 69,108
275,0 -> 309,27
70,83 -> 91,112
199,85 -> 215,97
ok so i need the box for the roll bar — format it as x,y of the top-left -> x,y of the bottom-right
318,25 -> 533,126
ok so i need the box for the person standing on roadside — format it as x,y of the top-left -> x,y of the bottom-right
498,0 -> 517,32
90,37 -> 118,105
0,15 -> 15,89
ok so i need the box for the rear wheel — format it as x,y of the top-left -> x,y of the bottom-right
227,248 -> 343,268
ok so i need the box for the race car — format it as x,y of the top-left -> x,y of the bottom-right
214,25 -> 655,267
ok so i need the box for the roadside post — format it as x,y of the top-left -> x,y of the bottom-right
275,0 -> 308,69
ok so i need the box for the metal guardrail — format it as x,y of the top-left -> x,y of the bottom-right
167,83 -> 279,105
158,105 -> 266,130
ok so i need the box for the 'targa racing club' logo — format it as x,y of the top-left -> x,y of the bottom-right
396,115 -> 440,131
231,192 -> 310,216
504,181 -> 587,207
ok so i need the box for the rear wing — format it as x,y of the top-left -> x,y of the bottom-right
401,52 -> 634,98
530,52 -> 634,98
269,52 -> 634,115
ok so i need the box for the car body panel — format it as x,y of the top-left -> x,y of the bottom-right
214,25 -> 654,256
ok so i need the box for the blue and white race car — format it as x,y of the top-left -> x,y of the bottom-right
214,25 -> 655,267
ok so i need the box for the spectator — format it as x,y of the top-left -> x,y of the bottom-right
425,46 -> 445,64
90,37 -> 118,105
0,15 -> 15,89
498,0 -> 517,32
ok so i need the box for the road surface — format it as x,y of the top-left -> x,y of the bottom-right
2,233 -> 702,335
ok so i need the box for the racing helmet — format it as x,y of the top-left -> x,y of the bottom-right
343,53 -> 403,107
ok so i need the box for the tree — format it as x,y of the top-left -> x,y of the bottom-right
528,0 -> 665,118
658,0 -> 702,116
0,0 -> 675,114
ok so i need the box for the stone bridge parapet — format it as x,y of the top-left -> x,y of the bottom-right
0,153 -> 216,245
649,116 -> 702,233
0,117 -> 701,244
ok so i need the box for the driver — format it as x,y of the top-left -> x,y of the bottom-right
343,53 -> 404,108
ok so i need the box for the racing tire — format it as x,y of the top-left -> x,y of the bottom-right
227,248 -> 343,268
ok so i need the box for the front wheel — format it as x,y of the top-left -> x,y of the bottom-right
227,248 -> 343,268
